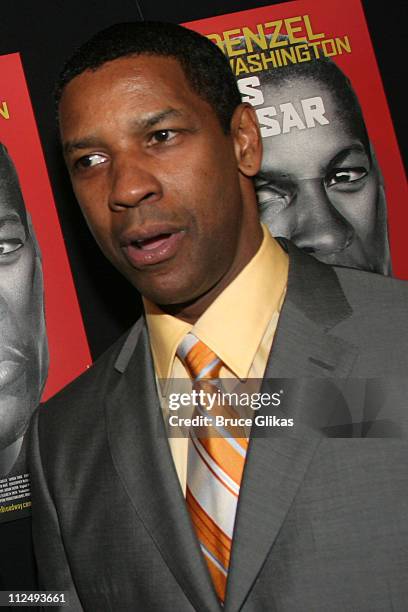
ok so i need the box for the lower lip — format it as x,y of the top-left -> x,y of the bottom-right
122,231 -> 185,268
0,360 -> 25,390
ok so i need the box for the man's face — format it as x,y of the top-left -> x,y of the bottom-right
60,55 -> 262,312
0,149 -> 48,449
255,78 -> 390,273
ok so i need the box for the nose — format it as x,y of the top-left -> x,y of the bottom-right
292,179 -> 353,255
108,154 -> 163,212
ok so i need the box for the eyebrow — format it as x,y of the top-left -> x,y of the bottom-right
255,171 -> 296,187
328,144 -> 368,168
0,213 -> 23,229
131,108 -> 184,131
63,108 -> 184,156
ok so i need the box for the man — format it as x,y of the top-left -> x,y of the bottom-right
239,48 -> 391,274
29,22 -> 408,611
0,143 -> 48,477
0,144 -> 48,591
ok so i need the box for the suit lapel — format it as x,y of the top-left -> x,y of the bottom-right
225,244 -> 359,611
105,322 -> 221,612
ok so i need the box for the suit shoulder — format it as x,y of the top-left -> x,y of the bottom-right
334,267 -> 408,312
37,318 -> 144,425
332,268 -> 408,368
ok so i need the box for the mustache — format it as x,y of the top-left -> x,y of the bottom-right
118,203 -> 186,226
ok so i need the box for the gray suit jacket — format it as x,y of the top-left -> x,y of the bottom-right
28,244 -> 408,611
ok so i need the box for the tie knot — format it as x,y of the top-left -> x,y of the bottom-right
177,333 -> 222,380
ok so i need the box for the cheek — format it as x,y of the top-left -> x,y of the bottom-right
329,180 -> 379,237
182,137 -> 238,197
203,164 -> 242,229
0,251 -> 47,410
0,247 -> 37,322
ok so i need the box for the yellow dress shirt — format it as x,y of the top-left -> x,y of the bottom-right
144,225 -> 288,493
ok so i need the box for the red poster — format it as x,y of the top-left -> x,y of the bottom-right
185,0 -> 407,279
0,53 -> 91,521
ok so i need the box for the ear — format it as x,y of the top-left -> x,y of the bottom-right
231,103 -> 262,177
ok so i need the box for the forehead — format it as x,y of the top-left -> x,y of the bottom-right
0,153 -> 27,219
260,75 -> 362,136
262,76 -> 336,114
59,55 -> 210,136
258,76 -> 367,177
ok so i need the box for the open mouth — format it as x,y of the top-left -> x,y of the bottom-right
133,233 -> 173,251
122,229 -> 185,267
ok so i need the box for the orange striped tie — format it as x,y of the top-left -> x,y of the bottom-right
177,333 -> 248,603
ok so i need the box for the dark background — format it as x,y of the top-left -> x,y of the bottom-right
0,0 -> 405,591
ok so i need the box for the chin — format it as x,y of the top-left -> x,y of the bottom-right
132,274 -> 198,307
145,289 -> 194,308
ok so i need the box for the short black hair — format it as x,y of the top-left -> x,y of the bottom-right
55,21 -> 242,133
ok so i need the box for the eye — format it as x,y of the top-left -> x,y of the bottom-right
326,167 -> 368,187
0,239 -> 24,255
75,153 -> 107,169
149,130 -> 177,144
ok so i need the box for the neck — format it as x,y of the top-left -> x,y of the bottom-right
160,222 -> 263,324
